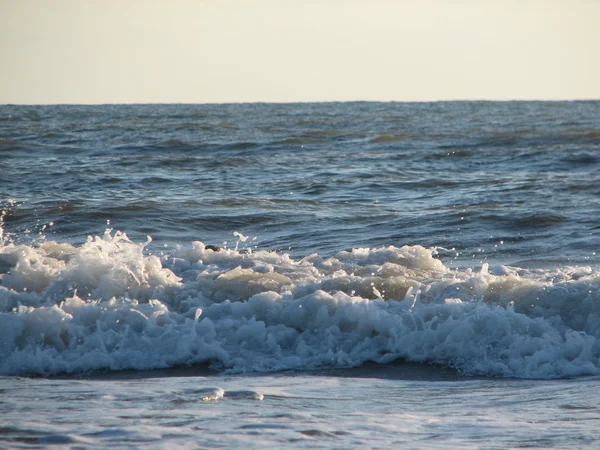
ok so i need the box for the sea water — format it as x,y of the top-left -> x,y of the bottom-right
1,101 -> 600,448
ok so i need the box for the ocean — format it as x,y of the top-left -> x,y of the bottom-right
1,101 -> 600,448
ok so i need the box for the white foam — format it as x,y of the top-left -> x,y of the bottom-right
1,230 -> 600,379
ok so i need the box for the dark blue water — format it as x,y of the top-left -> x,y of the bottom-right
2,101 -> 599,265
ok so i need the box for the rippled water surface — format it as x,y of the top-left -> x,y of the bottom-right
4,371 -> 600,449
2,101 -> 599,264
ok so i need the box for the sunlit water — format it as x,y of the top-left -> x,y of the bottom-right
1,101 -> 600,448
4,371 -> 600,449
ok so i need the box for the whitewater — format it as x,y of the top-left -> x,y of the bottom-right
2,228 -> 600,380
1,101 -> 600,448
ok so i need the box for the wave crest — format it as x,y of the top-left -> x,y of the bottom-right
1,231 -> 599,379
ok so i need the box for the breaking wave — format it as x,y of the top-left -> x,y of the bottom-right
1,228 -> 600,379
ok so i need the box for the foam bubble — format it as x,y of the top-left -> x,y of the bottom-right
1,230 -> 600,379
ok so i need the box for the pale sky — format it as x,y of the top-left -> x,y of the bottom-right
1,0 -> 599,104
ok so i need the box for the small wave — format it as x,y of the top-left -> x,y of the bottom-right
559,152 -> 600,165
371,134 -> 407,143
158,156 -> 198,168
509,213 -> 568,230
304,129 -> 347,137
276,137 -> 329,146
140,176 -> 173,184
218,142 -> 259,151
159,139 -> 195,149
427,149 -> 475,159
0,139 -> 22,147
199,155 -> 258,168
480,211 -> 568,229
112,139 -> 196,153
0,139 -> 33,151
567,128 -> 600,142
216,122 -> 239,130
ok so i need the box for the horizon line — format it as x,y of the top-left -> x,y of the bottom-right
2,98 -> 600,107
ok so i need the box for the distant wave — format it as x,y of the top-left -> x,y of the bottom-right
371,134 -> 408,143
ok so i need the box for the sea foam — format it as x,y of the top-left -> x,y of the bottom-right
1,230 -> 599,378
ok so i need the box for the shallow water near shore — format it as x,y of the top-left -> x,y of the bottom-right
1,101 -> 600,447
4,368 -> 600,449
